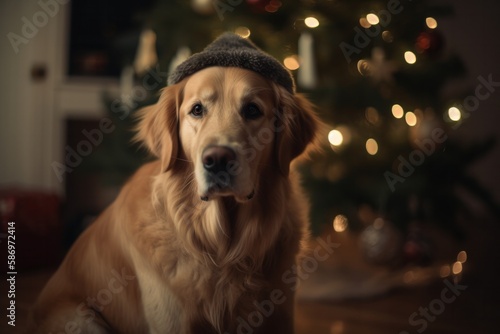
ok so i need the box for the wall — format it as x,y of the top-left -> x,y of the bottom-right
0,0 -> 119,194
438,0 -> 500,205
0,0 -> 53,190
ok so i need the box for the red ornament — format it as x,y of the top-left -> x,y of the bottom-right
415,30 -> 444,57
246,0 -> 282,13
403,231 -> 433,265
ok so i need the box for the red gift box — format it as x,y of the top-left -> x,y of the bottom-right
0,189 -> 63,271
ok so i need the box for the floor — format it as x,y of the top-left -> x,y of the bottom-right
1,219 -> 498,334
0,268 -> 495,334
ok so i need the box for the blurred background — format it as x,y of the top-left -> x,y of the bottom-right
1,0 -> 499,333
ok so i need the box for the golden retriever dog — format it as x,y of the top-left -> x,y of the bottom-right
28,38 -> 321,334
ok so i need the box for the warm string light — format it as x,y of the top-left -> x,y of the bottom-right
357,12 -> 419,63
440,265 -> 451,278
283,55 -> 300,70
333,214 -> 349,232
327,105 -> 403,156
234,26 -> 251,38
392,104 -> 404,119
439,250 -> 467,278
404,51 -> 417,64
426,17 -> 438,29
359,13 -> 380,27
304,16 -> 320,28
457,250 -> 467,263
448,107 -> 461,121
359,17 -> 371,28
405,111 -> 417,126
452,261 -> 463,275
366,138 -> 378,155
392,104 -> 424,127
366,13 -> 379,25
328,129 -> 343,146
327,126 -> 351,150
452,250 -> 467,275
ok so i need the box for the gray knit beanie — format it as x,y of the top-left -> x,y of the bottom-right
168,33 -> 295,93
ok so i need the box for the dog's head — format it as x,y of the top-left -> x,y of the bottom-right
136,66 -> 320,203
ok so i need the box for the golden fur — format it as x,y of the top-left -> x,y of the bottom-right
27,67 -> 321,333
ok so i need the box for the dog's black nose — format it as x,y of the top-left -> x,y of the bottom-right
202,146 -> 236,174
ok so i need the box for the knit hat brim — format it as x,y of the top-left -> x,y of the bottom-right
168,33 -> 295,93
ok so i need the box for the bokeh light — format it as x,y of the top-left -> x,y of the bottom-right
457,250 -> 468,263
366,138 -> 378,155
440,265 -> 451,278
452,261 -> 463,275
328,129 -> 344,146
284,55 -> 300,70
404,51 -> 417,64
392,104 -> 404,118
235,26 -> 251,38
305,16 -> 320,28
357,59 -> 370,76
405,111 -> 417,126
448,107 -> 461,121
366,13 -> 380,25
359,17 -> 371,28
333,214 -> 349,232
426,17 -> 438,29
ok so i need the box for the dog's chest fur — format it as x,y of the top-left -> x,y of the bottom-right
129,196 -> 285,332
132,225 -> 279,333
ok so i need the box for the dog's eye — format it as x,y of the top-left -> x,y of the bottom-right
190,103 -> 204,118
242,103 -> 263,120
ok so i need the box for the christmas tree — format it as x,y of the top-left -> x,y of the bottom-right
96,0 -> 498,251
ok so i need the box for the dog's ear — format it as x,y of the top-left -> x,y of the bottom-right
274,85 -> 323,176
134,84 -> 183,172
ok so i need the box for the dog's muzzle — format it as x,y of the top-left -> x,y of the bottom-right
202,145 -> 236,177
199,145 -> 254,201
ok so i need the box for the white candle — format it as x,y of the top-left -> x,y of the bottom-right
298,32 -> 317,89
134,29 -> 158,75
120,65 -> 134,106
